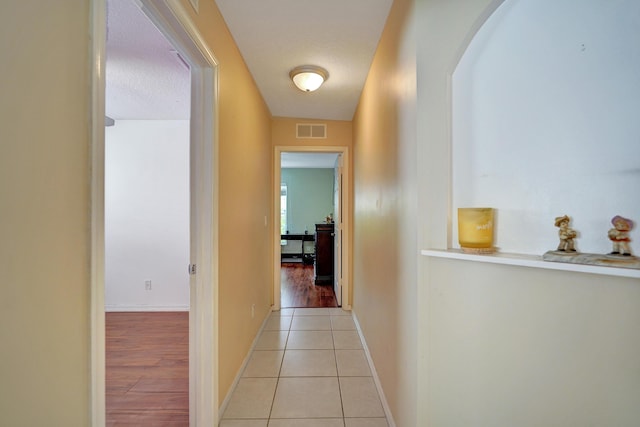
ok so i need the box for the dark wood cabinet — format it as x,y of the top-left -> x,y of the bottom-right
314,223 -> 334,285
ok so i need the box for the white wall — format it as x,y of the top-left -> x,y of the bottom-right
416,0 -> 640,425
427,259 -> 640,426
105,120 -> 190,311
452,0 -> 640,254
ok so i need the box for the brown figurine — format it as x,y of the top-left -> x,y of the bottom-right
608,215 -> 633,256
554,215 -> 577,252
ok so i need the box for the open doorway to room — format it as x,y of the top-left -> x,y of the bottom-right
274,147 -> 351,311
104,1 -> 191,424
92,0 -> 218,425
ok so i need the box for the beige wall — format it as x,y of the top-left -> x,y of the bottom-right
416,0 -> 640,425
272,117 -> 352,148
0,1 -> 91,425
0,1 -> 274,424
181,0 -> 274,403
351,0 -> 417,424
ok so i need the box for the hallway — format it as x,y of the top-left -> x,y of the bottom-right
220,308 -> 388,426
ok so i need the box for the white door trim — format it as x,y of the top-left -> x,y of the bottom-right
333,155 -> 344,306
90,2 -> 107,423
273,146 -> 351,311
90,1 -> 219,425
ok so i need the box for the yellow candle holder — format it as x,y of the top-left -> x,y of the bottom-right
458,207 -> 495,254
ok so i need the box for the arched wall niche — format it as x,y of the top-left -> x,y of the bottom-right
451,0 -> 640,255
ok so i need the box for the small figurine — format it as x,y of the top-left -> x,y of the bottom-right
554,215 -> 577,252
608,215 -> 633,256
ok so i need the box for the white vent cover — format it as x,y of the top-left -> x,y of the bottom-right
296,123 -> 327,139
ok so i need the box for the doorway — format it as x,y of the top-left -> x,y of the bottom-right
273,146 -> 351,311
104,0 -> 191,419
91,0 -> 219,425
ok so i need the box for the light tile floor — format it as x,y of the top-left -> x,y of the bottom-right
220,307 -> 389,427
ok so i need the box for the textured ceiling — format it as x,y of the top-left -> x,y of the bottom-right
106,0 -> 393,122
106,0 -> 190,120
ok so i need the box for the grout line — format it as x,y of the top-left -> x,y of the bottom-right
266,366 -> 281,421
334,332 -> 346,421
266,315 -> 297,420
267,320 -> 291,420
218,306 -> 275,420
221,308 -> 388,423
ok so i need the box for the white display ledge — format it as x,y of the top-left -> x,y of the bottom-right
421,249 -> 640,279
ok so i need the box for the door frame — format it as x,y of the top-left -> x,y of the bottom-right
90,1 -> 219,425
273,146 -> 351,311
333,154 -> 343,306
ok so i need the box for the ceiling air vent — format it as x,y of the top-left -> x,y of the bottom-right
296,123 -> 326,139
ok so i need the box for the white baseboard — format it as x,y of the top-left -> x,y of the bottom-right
352,311 -> 397,427
105,304 -> 189,312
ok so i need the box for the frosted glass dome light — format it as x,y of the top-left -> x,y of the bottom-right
290,65 -> 329,92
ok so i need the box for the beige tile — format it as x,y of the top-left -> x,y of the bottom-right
254,331 -> 289,350
333,330 -> 363,349
269,419 -> 344,427
280,349 -> 337,377
340,377 -> 385,418
291,315 -> 331,330
242,350 -> 284,378
328,307 -> 351,316
222,378 -> 277,419
330,316 -> 356,330
271,377 -> 343,418
294,307 -> 331,316
344,419 -> 388,427
272,308 -> 295,316
335,350 -> 371,377
220,420 -> 268,427
287,330 -> 334,349
264,316 -> 292,331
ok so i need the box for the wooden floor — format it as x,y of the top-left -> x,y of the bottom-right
106,311 -> 189,426
281,262 -> 338,308
105,266 -> 333,424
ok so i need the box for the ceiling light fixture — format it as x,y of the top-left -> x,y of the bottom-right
289,65 -> 329,92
